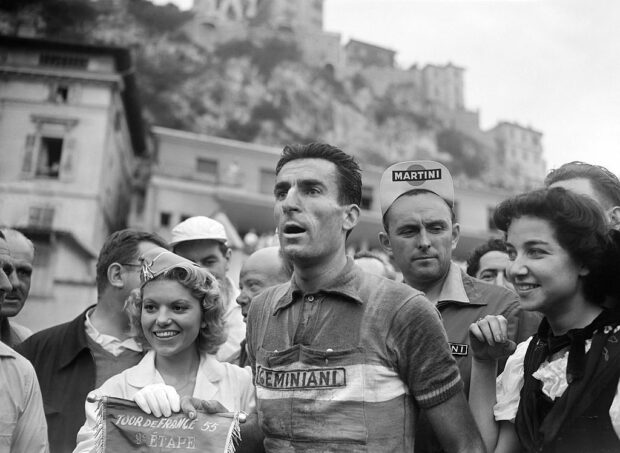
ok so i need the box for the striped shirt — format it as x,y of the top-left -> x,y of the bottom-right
247,259 -> 462,452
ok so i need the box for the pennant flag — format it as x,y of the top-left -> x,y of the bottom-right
94,397 -> 241,453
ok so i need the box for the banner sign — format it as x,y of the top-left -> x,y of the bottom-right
94,397 -> 241,453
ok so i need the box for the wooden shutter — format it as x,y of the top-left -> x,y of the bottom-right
21,134 -> 37,177
60,137 -> 76,181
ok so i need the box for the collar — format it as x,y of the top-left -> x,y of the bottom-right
84,307 -> 142,355
434,262 -> 472,305
272,257 -> 364,315
536,309 -> 619,383
0,340 -> 17,358
126,350 -> 224,401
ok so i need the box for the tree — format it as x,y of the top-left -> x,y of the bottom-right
0,0 -> 98,39
437,129 -> 488,178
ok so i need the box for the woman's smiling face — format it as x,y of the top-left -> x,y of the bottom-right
141,279 -> 203,358
505,215 -> 588,316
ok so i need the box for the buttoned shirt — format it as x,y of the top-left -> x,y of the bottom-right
430,262 -> 524,394
247,258 -> 462,452
0,341 -> 48,453
84,308 -> 142,356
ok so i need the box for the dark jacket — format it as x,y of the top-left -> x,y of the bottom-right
15,307 -> 96,453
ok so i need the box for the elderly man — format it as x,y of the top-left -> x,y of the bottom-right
0,231 -> 48,452
236,246 -> 292,367
378,160 -> 537,453
16,229 -> 166,453
0,228 -> 35,347
170,216 -> 245,363
545,161 -> 620,229
246,144 -> 485,452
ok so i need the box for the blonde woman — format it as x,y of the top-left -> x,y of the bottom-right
73,247 -> 256,452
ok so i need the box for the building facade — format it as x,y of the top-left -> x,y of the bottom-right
344,39 -> 397,69
0,36 -> 149,331
488,121 -> 546,190
136,127 -> 516,263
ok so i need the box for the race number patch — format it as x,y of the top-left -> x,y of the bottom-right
449,343 -> 469,356
256,366 -> 346,390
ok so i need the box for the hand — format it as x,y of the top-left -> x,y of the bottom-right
133,384 -> 180,418
469,315 -> 516,361
180,396 -> 230,420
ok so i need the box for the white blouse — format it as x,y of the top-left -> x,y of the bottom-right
73,351 -> 255,453
494,336 -> 620,439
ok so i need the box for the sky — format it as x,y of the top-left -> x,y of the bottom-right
158,0 -> 620,176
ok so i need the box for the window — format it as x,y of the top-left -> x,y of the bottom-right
36,137 -> 63,178
39,53 -> 88,69
360,186 -> 373,210
196,158 -> 218,183
160,212 -> 171,227
259,168 -> 276,194
54,85 -> 69,103
29,206 -> 55,229
22,115 -> 79,181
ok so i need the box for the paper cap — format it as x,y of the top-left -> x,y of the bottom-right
379,160 -> 454,215
139,246 -> 209,286
170,216 -> 228,247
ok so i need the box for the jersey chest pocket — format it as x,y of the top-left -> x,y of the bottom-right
255,344 -> 370,445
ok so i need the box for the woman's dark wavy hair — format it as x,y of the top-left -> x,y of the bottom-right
493,187 -> 620,305
125,265 -> 226,355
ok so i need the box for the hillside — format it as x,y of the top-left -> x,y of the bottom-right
1,0 -> 493,181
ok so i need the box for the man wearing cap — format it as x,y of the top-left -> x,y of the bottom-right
246,143 -> 485,452
378,160 -> 529,453
16,229 -> 166,453
170,216 -> 245,363
0,231 -> 49,452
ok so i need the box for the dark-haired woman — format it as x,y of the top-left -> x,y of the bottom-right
468,187 -> 620,453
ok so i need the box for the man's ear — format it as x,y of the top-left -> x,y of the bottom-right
343,204 -> 360,233
107,263 -> 125,289
609,206 -> 620,231
379,231 -> 393,257
451,222 -> 461,251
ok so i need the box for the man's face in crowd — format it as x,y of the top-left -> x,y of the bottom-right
0,240 -> 16,307
475,250 -> 514,292
380,192 -> 459,289
274,158 -> 354,264
237,247 -> 288,321
1,234 -> 34,317
174,239 -> 230,281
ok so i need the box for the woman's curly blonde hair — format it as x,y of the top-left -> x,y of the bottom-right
124,263 -> 226,355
